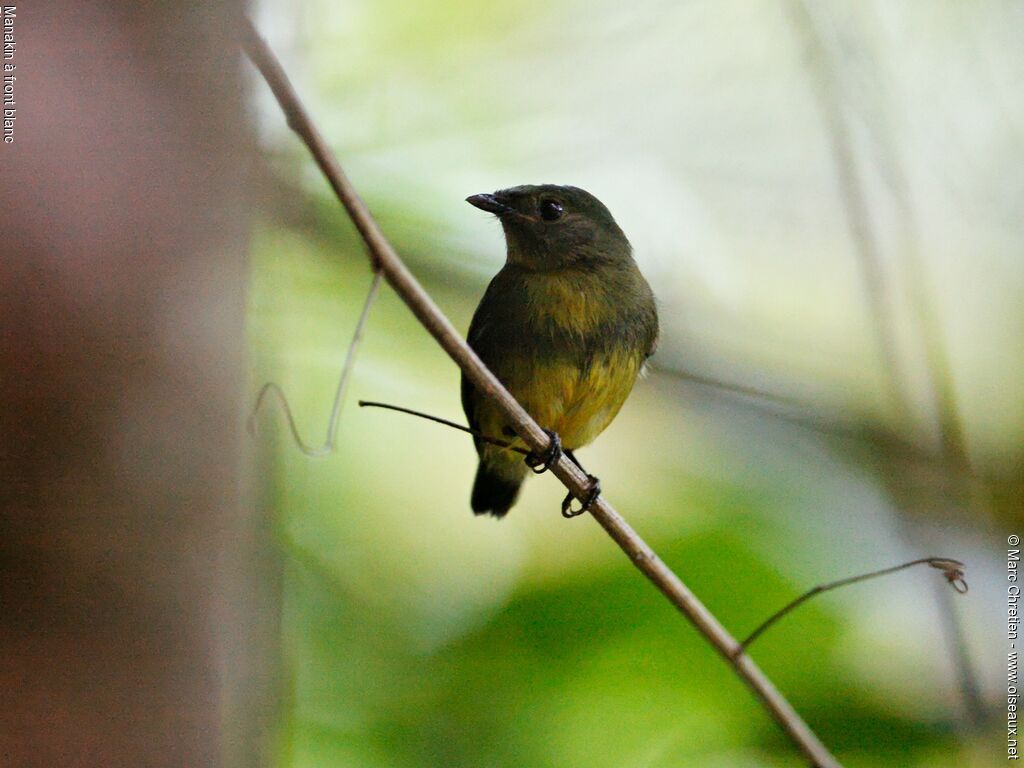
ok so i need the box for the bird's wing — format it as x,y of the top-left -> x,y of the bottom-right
461,272 -> 505,440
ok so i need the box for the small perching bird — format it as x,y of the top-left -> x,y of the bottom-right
462,184 -> 658,518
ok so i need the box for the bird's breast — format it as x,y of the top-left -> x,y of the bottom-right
524,270 -> 611,341
468,262 -> 655,453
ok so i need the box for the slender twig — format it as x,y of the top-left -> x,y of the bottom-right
790,2 -> 969,456
790,1 -> 985,726
737,557 -> 967,653
357,400 -> 530,455
854,24 -> 969,470
241,18 -> 841,768
648,363 -> 805,407
248,270 -> 382,456
788,1 -> 907,419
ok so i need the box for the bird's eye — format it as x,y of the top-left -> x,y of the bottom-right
539,200 -> 563,221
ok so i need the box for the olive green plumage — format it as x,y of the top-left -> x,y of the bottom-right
462,184 -> 658,517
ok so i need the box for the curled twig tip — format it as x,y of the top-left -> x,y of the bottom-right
248,272 -> 382,457
928,557 -> 968,594
739,555 -> 968,652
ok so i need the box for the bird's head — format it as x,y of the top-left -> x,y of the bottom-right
467,184 -> 631,271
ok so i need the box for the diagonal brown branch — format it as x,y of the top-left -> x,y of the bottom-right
240,18 -> 841,768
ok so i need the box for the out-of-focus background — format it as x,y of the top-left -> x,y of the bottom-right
247,1 -> 1021,766
9,2 -> 1015,768
1,3 -> 258,767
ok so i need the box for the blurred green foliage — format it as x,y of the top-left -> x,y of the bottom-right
248,1 -> 1018,765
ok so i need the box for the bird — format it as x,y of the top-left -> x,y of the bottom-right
462,184 -> 658,518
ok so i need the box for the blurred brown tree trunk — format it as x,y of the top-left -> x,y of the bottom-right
0,3 -> 266,766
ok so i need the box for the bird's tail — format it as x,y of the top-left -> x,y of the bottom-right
470,461 -> 524,518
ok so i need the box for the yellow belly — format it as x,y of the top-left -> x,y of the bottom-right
476,347 -> 643,453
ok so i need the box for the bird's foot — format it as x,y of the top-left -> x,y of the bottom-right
525,429 -> 563,474
561,474 -> 601,518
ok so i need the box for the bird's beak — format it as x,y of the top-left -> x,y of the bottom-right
466,192 -> 514,216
